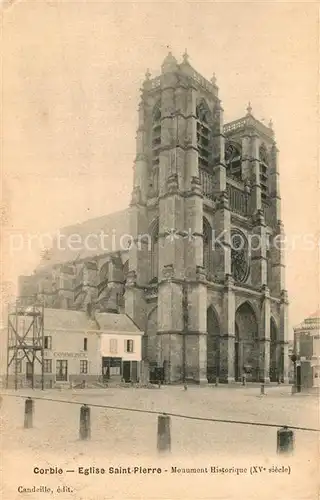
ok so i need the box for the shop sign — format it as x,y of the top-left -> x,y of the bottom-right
53,352 -> 88,358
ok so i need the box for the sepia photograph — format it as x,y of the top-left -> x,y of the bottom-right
0,1 -> 319,499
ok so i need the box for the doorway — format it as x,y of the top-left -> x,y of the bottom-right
234,302 -> 259,381
122,361 -> 131,382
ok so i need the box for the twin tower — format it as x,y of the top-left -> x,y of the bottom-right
125,52 -> 289,384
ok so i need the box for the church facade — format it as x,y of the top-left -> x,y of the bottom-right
18,53 -> 289,384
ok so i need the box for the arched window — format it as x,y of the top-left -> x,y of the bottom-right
123,260 -> 129,284
225,142 -> 242,181
259,145 -> 269,201
152,103 -> 161,166
153,104 -> 161,123
230,229 -> 249,284
73,266 -> 84,302
117,260 -> 129,310
98,262 -> 109,296
203,217 -> 213,277
196,100 -> 212,169
150,219 -> 159,282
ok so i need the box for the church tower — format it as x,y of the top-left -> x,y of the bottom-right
126,52 -> 289,384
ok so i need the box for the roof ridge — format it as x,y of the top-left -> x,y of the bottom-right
58,207 -> 129,232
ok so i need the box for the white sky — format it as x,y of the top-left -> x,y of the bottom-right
1,0 -> 319,332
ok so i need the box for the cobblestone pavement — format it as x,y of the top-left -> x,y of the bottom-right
1,385 -> 319,500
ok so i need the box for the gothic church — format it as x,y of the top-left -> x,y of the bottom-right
19,52 -> 289,384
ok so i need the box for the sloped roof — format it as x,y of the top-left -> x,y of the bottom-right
44,308 -> 91,331
294,310 -> 320,334
36,208 -> 130,271
43,308 -> 142,334
96,313 -> 141,333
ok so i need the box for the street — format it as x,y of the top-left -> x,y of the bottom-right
1,385 -> 318,499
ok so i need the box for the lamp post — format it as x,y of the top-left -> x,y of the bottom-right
290,354 -> 298,393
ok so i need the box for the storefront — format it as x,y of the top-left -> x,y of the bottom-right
100,331 -> 142,383
5,308 -> 143,388
102,357 -> 139,383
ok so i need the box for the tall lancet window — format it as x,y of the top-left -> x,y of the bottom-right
74,266 -> 83,288
203,217 -> 213,277
74,266 -> 84,299
73,266 -> 84,309
151,102 -> 161,194
259,145 -> 269,202
196,100 -> 212,170
150,219 -> 159,283
118,259 -> 129,310
123,260 -> 129,285
225,142 -> 242,181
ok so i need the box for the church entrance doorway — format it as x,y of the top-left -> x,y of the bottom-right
234,302 -> 259,382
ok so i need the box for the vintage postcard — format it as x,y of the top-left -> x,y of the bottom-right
0,1 -> 319,499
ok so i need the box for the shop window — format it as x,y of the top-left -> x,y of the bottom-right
56,360 -> 68,381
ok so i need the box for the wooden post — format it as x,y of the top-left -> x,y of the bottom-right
277,426 -> 294,454
157,414 -> 171,453
79,404 -> 91,440
24,397 -> 34,429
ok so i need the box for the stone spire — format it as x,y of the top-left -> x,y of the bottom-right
210,72 -> 217,85
246,101 -> 253,116
161,51 -> 178,73
182,49 -> 190,64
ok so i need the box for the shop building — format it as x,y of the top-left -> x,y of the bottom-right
293,310 -> 320,391
5,308 -> 143,388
